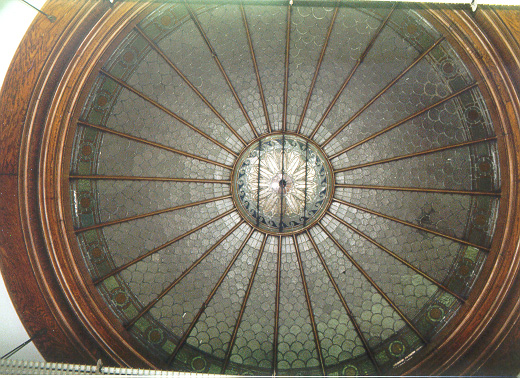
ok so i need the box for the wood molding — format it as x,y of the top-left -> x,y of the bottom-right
398,6 -> 520,376
0,0 -> 111,363
37,0 -> 163,368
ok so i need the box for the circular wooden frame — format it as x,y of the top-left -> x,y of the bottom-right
1,0 -> 520,374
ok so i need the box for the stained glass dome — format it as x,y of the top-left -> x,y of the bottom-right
66,2 -> 501,375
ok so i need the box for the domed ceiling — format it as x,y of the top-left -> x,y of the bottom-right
66,2 -> 501,375
9,0 -> 520,376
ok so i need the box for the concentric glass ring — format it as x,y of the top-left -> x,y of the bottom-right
232,134 -> 333,234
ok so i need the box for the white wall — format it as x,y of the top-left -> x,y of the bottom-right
0,0 -> 47,362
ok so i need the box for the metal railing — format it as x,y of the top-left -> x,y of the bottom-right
0,359 -> 232,376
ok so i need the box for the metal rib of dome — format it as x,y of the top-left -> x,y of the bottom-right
68,3 -> 500,375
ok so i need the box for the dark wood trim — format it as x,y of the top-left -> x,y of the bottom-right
7,0 -> 164,368
396,6 -> 520,376
0,0 -> 113,364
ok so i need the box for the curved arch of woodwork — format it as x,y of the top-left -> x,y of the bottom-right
1,0 -> 520,374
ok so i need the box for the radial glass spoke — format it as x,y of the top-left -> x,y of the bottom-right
296,6 -> 339,134
166,226 -> 255,364
185,4 -> 259,138
308,5 -> 395,140
92,209 -> 236,285
78,121 -> 233,169
282,5 -> 291,132
304,230 -> 381,374
221,233 -> 268,373
241,4 -> 271,133
334,137 -> 497,173
125,220 -> 244,330
335,183 -> 500,197
321,37 -> 445,148
318,223 -> 428,344
74,195 -> 231,233
69,174 -> 231,184
272,235 -> 283,374
327,209 -> 466,301
329,83 -> 479,160
135,26 -> 247,146
272,236 -> 322,372
293,235 -> 326,375
99,70 -> 239,157
333,195 -> 490,249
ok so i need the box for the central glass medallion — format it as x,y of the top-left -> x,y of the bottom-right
233,134 -> 333,234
